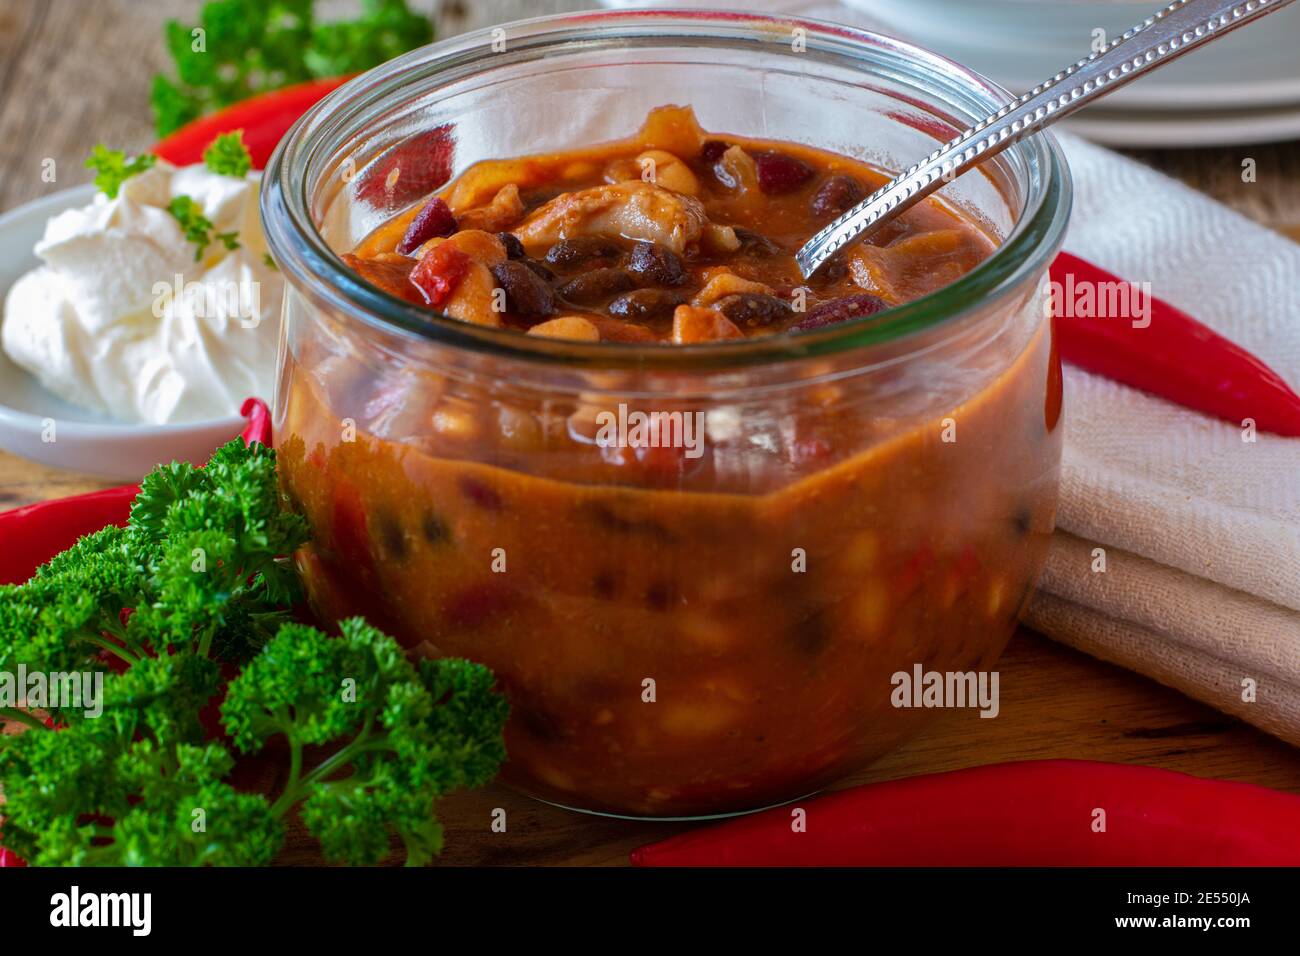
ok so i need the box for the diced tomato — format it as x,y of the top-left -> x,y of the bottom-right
410,244 -> 473,308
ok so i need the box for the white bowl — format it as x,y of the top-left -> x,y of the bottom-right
0,185 -> 246,481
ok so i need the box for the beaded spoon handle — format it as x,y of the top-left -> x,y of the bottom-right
796,0 -> 1297,278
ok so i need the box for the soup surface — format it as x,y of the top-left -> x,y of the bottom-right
341,105 -> 996,343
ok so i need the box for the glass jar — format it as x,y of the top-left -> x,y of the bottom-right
261,10 -> 1071,818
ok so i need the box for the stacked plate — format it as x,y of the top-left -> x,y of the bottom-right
603,0 -> 1300,145
843,0 -> 1300,146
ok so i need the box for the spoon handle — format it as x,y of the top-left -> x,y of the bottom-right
796,0 -> 1296,278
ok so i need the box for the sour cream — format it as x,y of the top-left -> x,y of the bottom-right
1,161 -> 282,424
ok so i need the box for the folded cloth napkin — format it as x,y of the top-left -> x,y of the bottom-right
1022,134 -> 1300,744
606,0 -> 1300,742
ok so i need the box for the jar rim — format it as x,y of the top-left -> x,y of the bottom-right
261,8 -> 1072,371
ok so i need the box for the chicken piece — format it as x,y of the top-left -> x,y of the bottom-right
442,157 -> 545,213
848,229 -> 972,302
671,305 -> 745,344
715,145 -> 759,194
454,184 -> 526,233
515,181 -> 710,255
604,150 -> 700,197
691,271 -> 773,308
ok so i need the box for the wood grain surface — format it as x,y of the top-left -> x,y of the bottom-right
1,0 -> 1298,867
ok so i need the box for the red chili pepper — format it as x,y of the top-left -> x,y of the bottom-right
631,760 -> 1300,866
0,399 -> 272,586
151,77 -> 350,169
239,396 -> 273,448
1051,252 -> 1300,436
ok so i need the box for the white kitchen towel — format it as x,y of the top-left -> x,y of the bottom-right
1026,535 -> 1300,744
604,0 -> 1300,741
985,76 -> 1300,745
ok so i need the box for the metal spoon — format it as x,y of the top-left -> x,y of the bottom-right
795,0 -> 1297,279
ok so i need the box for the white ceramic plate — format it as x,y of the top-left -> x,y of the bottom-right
601,0 -> 1300,147
1062,100 -> 1300,147
847,0 -> 1300,113
0,185 -> 246,481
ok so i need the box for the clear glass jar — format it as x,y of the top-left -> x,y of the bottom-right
261,10 -> 1071,818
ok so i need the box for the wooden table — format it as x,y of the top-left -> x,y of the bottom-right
2,0 -> 1299,866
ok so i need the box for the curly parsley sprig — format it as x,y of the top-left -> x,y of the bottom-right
167,195 -> 241,262
84,146 -> 157,199
202,130 -> 253,178
0,440 -> 508,866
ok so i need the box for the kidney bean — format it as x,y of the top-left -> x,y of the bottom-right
522,258 -> 555,282
628,241 -> 688,286
714,292 -> 793,329
811,174 -> 865,218
733,228 -> 783,257
754,151 -> 814,195
497,232 -> 526,259
791,293 -> 889,332
558,267 -> 635,304
607,288 -> 686,322
396,197 -> 456,255
490,260 -> 555,317
545,236 -> 622,269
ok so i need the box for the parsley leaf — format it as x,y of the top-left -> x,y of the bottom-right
85,145 -> 158,199
151,0 -> 433,136
167,195 -> 240,262
0,439 -> 509,867
203,130 -> 253,178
